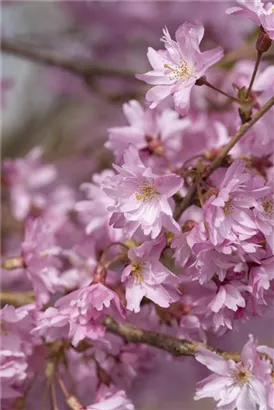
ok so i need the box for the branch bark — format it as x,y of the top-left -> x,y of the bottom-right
175,96 -> 274,220
104,317 -> 241,361
1,38 -> 135,80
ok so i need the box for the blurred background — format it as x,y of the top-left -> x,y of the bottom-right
2,1 -> 253,159
1,2 -> 273,409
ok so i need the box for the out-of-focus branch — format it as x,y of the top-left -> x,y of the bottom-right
1,38 -> 135,80
0,291 -> 35,306
219,43 -> 274,68
175,95 -> 274,220
104,317 -> 241,360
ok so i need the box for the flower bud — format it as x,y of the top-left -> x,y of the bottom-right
256,27 -> 272,54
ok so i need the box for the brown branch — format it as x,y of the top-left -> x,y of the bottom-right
207,96 -> 274,173
175,96 -> 274,220
219,43 -> 274,68
104,317 -> 241,361
1,38 -> 135,80
0,290 -> 35,306
1,291 -> 271,364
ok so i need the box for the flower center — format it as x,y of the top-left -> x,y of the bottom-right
223,199 -> 234,216
261,197 -> 274,217
164,58 -> 192,80
131,261 -> 144,283
135,182 -> 157,201
235,367 -> 250,384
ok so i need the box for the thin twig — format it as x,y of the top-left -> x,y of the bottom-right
175,96 -> 274,220
1,38 -> 135,80
57,376 -> 70,399
203,80 -> 240,104
246,51 -> 262,98
104,317 -> 241,361
51,379 -> 60,410
41,378 -> 50,410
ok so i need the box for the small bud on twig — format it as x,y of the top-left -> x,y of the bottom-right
256,27 -> 272,54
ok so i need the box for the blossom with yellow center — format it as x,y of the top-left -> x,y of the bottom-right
164,58 -> 192,81
223,199 -> 234,216
235,367 -> 251,384
261,197 -> 274,217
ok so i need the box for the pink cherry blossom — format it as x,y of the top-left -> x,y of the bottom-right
257,345 -> 274,409
208,281 -> 251,313
171,205 -> 204,267
54,283 -> 125,346
2,8 -> 274,410
254,66 -> 274,94
2,147 -> 56,220
0,304 -> 36,407
122,237 -> 180,312
227,1 -> 274,40
195,335 -> 269,410
253,183 -> 274,252
103,145 -> 183,239
76,170 -> 124,245
21,217 -> 62,306
31,307 -> 70,343
249,256 -> 274,305
0,304 -> 36,355
136,22 -> 223,115
106,100 -> 191,163
86,387 -> 134,410
203,160 -> 269,246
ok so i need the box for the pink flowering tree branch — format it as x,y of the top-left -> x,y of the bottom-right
103,317 -> 242,361
175,94 -> 274,219
2,4 -> 274,409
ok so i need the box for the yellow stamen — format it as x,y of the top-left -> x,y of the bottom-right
223,200 -> 233,216
135,183 -> 157,201
261,197 -> 274,216
164,59 -> 192,80
235,368 -> 250,384
131,262 -> 144,283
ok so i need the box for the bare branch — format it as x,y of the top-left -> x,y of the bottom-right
104,317 -> 241,361
1,38 -> 135,80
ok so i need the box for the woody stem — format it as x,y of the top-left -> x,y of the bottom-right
246,51 -> 262,98
202,79 -> 241,103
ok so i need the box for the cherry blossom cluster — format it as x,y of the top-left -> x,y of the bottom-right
1,1 -> 274,409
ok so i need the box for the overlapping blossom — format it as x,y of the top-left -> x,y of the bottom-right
122,236 -> 180,312
103,145 -> 183,238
